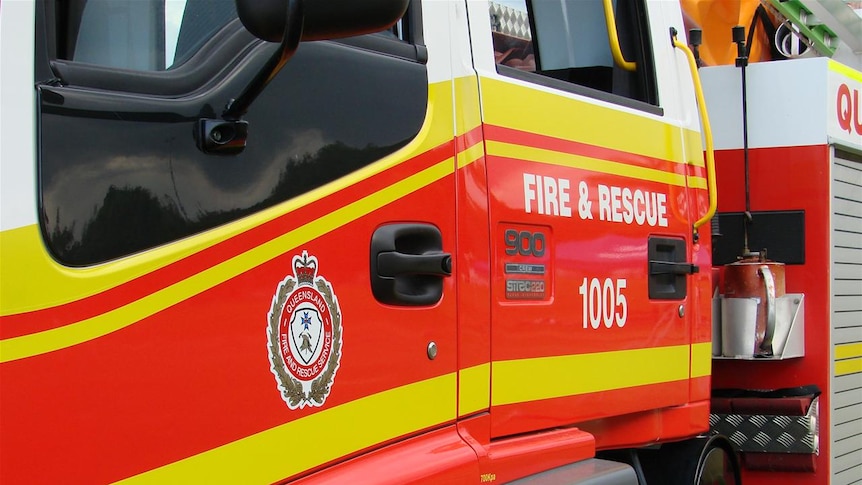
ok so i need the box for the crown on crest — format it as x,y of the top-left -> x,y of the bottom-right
293,251 -> 317,286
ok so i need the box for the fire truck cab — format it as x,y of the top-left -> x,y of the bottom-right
0,0 -> 859,484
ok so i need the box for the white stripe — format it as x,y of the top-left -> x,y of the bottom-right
0,0 -> 38,231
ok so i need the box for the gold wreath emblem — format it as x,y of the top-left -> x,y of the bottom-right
267,278 -> 342,408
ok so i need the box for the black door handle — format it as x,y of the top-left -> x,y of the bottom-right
648,237 -> 694,300
370,224 -> 451,306
377,251 -> 452,277
649,260 -> 700,275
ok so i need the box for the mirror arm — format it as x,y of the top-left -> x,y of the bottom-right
223,0 -> 304,120
195,0 -> 303,155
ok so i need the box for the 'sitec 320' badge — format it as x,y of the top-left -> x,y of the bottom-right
267,251 -> 343,410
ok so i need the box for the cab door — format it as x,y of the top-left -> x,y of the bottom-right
467,0 -> 698,439
0,2 -> 461,483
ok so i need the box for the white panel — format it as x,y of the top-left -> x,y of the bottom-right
422,0 -> 457,83
834,230 -> 862,248
834,278 -> 862,296
835,326 -> 862,344
700,58 -> 830,150
834,179 -> 862,200
446,1 -> 477,81
835,213 -> 862,234
649,0 -> 690,128
834,388 -> 862,413
835,403 -> 862,425
835,247 -> 862,265
835,455 -> 862,485
0,1 -> 38,231
834,295 -> 862,312
833,421 -> 862,442
835,161 -> 862,184
833,310 -> 862,328
468,0 -> 499,76
834,198 -> 862,217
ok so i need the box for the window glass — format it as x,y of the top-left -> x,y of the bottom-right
68,0 -> 236,70
164,0 -> 186,67
489,0 -> 657,106
39,2 -> 427,266
489,1 -> 535,71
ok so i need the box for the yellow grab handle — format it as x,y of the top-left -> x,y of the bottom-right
602,0 -> 636,72
673,34 -> 717,232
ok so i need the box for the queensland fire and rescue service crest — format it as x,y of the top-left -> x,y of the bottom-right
267,251 -> 342,410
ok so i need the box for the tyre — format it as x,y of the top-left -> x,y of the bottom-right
658,435 -> 742,485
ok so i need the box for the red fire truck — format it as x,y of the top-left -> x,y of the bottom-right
0,0 -> 859,484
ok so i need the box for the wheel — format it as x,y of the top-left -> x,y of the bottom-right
636,435 -> 741,485
695,438 -> 741,485
660,435 -> 742,485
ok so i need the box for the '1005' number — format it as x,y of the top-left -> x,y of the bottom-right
578,278 -> 627,328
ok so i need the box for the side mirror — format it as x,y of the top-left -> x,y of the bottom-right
197,0 -> 410,155
236,0 -> 410,42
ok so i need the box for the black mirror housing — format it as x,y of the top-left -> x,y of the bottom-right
235,0 -> 290,42
302,0 -> 410,40
206,0 -> 408,154
236,0 -> 410,43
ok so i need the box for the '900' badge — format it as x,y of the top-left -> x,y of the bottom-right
267,251 -> 342,410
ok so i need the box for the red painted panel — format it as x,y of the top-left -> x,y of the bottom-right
486,427 -> 595,483
491,381 -> 692,439
580,400 -> 711,450
459,414 -> 597,484
712,144 -> 832,485
0,176 -> 459,484
487,157 -> 692,362
290,427 -> 479,485
456,127 -> 492,380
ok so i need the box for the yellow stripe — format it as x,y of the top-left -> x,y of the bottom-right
117,374 -> 456,484
453,75 -> 483,139
458,363 -> 490,416
835,342 -> 862,360
480,77 -> 695,165
682,128 -> 706,168
457,141 -> 485,169
835,343 -> 862,377
690,342 -> 712,378
488,140 -> 689,187
829,59 -> 862,83
687,175 -> 708,190
835,357 -> 862,377
0,160 -> 454,363
492,345 -> 690,406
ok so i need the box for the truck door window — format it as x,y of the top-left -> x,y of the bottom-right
489,0 -> 658,109
37,1 -> 428,266
60,0 -> 236,71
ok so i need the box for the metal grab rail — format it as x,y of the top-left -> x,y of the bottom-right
672,30 -> 717,233
601,0 -> 636,72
